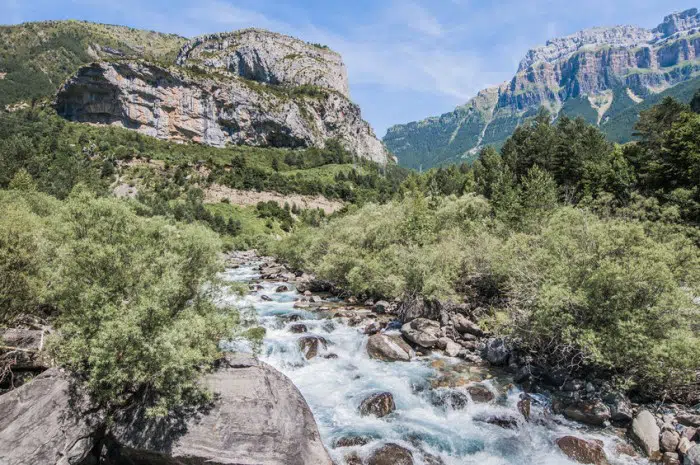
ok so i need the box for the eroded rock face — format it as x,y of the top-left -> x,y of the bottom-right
56,60 -> 389,164
177,29 -> 350,98
108,353 -> 333,465
0,368 -> 102,465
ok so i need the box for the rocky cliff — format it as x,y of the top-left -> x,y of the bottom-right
55,30 -> 389,164
385,8 -> 700,169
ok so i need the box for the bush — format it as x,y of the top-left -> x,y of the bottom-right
0,190 -> 239,416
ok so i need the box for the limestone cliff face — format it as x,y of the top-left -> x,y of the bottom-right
177,29 -> 350,98
56,61 -> 388,163
385,8 -> 700,169
55,29 -> 389,164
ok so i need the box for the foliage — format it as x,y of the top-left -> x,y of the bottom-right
0,189 -> 240,416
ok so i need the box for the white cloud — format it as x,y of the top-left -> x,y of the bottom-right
390,0 -> 443,37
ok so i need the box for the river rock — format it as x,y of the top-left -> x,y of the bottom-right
334,435 -> 372,448
685,445 -> 700,465
663,452 -> 681,465
630,409 -> 662,459
0,368 -> 103,465
483,338 -> 510,365
474,412 -> 520,429
359,392 -> 396,418
556,436 -> 609,465
431,389 -> 470,410
679,414 -> 700,428
299,335 -> 328,359
289,323 -> 308,333
276,285 -> 290,293
452,313 -> 485,337
373,300 -> 391,314
107,353 -> 332,464
345,451 -> 363,465
366,334 -> 413,362
604,393 -> 633,424
398,298 -> 441,323
439,337 -> 462,357
401,318 -> 441,348
367,443 -> 414,465
682,427 -> 698,441
679,437 -> 693,454
261,295 -> 273,301
466,384 -> 495,403
564,400 -> 611,426
661,430 -> 680,452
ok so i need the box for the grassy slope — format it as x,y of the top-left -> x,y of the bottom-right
0,20 -> 186,108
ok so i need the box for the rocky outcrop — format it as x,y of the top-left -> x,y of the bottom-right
176,29 -> 350,98
56,61 -> 389,164
0,354 -> 333,465
0,368 -> 102,465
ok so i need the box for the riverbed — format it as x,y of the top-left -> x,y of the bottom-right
221,260 -> 647,465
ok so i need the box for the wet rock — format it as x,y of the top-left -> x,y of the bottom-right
563,400 -> 611,426
345,451 -> 363,465
366,334 -> 413,362
556,436 -> 609,465
518,394 -> 531,421
322,353 -> 339,360
438,337 -> 462,357
363,322 -> 383,335
630,410 -> 662,460
452,313 -> 485,337
298,335 -> 328,359
431,389 -> 470,410
367,443 -> 414,465
276,285 -> 290,293
474,412 -> 520,429
401,318 -> 441,348
422,451 -> 445,465
334,436 -> 372,448
0,368 -> 103,465
483,338 -> 510,365
661,430 -> 680,452
359,392 -> 396,418
615,442 -> 638,457
662,452 -> 681,465
261,295 -> 273,301
466,384 -> 494,403
289,323 -> 309,334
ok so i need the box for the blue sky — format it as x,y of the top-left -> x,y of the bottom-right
2,0 -> 698,136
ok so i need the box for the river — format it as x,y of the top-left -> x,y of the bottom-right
221,260 -> 647,465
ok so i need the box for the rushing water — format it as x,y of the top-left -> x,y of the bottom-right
221,262 -> 647,465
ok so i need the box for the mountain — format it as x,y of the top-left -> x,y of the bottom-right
1,22 -> 389,164
0,20 -> 186,109
385,8 -> 700,169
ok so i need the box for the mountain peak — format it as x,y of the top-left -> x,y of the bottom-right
653,8 -> 700,37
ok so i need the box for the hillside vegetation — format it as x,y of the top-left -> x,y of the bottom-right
0,21 -> 185,108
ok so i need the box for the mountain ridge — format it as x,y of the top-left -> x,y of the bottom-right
384,8 -> 700,170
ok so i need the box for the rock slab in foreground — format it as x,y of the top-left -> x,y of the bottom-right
109,353 -> 333,465
0,368 -> 102,465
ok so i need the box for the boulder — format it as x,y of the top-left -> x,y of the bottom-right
109,353 -> 333,465
401,318 -> 441,348
466,384 -> 495,403
276,285 -> 290,293
289,323 -> 309,334
661,430 -> 680,452
345,451 -> 363,465
563,400 -> 611,426
604,393 -> 633,424
679,414 -> 700,428
685,445 -> 700,465
367,443 -> 414,465
373,301 -> 391,314
439,337 -> 462,357
366,334 -> 413,362
452,313 -> 485,337
663,452 -> 681,465
556,436 -> 609,465
358,392 -> 396,418
483,338 -> 510,365
679,437 -> 693,454
630,410 -> 662,460
298,336 -> 328,359
398,299 -> 441,323
0,368 -> 103,465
